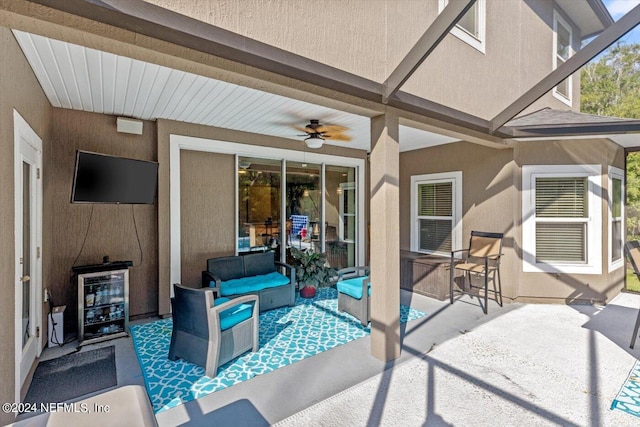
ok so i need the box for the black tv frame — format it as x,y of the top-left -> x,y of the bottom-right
70,150 -> 159,205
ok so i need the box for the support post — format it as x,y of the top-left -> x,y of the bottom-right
369,111 -> 401,362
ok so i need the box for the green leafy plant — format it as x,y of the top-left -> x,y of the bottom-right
289,246 -> 337,288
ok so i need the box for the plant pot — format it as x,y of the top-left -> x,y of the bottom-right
300,286 -> 316,299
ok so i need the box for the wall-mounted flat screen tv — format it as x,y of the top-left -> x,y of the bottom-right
71,150 -> 159,204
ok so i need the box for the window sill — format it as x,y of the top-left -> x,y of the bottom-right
523,260 -> 601,275
608,259 -> 624,273
450,27 -> 485,54
552,89 -> 572,107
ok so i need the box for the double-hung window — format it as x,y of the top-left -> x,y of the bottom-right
553,10 -> 573,105
522,165 -> 601,274
438,0 -> 486,54
609,166 -> 624,271
411,172 -> 462,257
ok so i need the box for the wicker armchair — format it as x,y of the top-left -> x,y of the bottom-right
336,266 -> 370,326
168,283 -> 259,378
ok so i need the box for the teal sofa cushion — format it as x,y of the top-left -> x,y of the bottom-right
218,271 -> 290,297
213,297 -> 254,331
337,276 -> 371,300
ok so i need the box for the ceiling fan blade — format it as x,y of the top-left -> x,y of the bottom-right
324,133 -> 352,142
319,124 -> 348,133
291,125 -> 310,134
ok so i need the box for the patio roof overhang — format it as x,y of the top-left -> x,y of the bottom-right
499,108 -> 640,152
15,0 -> 631,149
14,0 -> 512,146
503,108 -> 640,142
557,0 -> 614,40
505,122 -> 640,139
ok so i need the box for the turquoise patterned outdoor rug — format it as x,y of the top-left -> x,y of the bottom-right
611,359 -> 640,418
131,287 -> 426,413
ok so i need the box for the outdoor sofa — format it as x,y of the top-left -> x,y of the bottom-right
202,251 -> 296,312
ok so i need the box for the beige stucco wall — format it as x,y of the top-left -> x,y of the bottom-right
156,119 -> 367,315
400,142 -> 519,300
0,0 -> 624,412
0,26 -> 51,422
47,109 -> 159,328
180,150 -> 235,287
400,137 -> 625,305
145,0 -> 583,119
401,0 -> 582,118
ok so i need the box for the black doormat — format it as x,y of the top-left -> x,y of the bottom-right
24,346 -> 117,406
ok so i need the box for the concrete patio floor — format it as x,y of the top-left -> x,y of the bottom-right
276,292 -> 640,427
15,289 -> 640,426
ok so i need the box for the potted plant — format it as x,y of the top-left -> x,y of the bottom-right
289,246 -> 337,298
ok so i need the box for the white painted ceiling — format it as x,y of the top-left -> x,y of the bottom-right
13,30 -> 459,152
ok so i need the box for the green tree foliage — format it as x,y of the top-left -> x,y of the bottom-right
581,43 -> 640,119
627,154 -> 640,238
581,42 -> 640,239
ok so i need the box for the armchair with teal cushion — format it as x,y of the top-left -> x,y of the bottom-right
336,266 -> 370,326
168,283 -> 259,378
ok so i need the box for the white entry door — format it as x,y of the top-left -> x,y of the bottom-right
14,110 -> 43,402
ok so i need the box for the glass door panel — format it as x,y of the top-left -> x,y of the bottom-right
238,157 -> 282,254
22,161 -> 32,348
286,162 -> 321,258
236,157 -> 358,269
325,166 -> 357,269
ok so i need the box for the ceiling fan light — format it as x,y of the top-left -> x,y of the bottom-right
305,134 -> 324,149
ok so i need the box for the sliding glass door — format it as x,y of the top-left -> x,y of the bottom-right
237,156 -> 357,269
286,161 -> 321,253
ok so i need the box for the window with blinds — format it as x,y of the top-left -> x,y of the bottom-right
523,165 -> 601,274
417,181 -> 453,253
535,177 -> 587,262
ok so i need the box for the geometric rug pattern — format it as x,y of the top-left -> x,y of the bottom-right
611,358 -> 640,419
130,287 -> 426,413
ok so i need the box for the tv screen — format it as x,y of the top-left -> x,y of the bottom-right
71,151 -> 159,204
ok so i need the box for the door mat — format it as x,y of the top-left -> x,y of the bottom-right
23,346 -> 117,408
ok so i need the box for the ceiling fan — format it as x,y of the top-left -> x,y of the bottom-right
293,119 -> 352,148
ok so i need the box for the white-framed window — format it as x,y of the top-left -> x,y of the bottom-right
410,171 -> 463,257
608,166 -> 624,272
553,10 -> 573,105
438,0 -> 486,54
522,165 -> 602,274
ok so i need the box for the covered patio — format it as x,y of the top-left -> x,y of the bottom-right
5,1 -> 640,425
15,287 -> 640,426
8,0 -> 640,366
